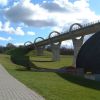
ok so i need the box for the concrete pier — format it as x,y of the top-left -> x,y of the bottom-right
49,31 -> 61,61
72,37 -> 84,66
51,43 -> 60,61
69,23 -> 84,67
34,37 -> 45,56
35,46 -> 44,56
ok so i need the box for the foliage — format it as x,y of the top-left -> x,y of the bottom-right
6,43 -> 16,48
7,47 -> 32,70
0,43 -> 16,54
0,46 -> 5,53
46,46 -> 74,55
60,47 -> 74,55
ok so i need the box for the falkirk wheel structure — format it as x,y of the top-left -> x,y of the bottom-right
76,31 -> 100,74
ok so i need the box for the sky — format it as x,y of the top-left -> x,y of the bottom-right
0,0 -> 100,47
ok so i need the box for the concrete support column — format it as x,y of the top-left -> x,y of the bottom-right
36,46 -> 44,56
72,37 -> 84,67
49,31 -> 61,61
34,37 -> 45,56
51,43 -> 60,61
69,23 -> 84,67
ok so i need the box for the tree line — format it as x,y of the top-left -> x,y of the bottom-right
0,43 -> 74,55
0,43 -> 16,53
46,46 -> 74,55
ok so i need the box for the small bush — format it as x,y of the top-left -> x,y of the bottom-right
10,47 -> 32,70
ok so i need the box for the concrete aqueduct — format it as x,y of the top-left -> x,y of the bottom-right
32,21 -> 100,64
25,21 -> 100,80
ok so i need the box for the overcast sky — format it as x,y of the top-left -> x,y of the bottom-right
0,0 -> 100,47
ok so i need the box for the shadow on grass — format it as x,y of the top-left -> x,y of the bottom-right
16,68 -> 29,71
9,47 -> 100,91
57,72 -> 100,90
12,57 -> 100,90
31,63 -> 60,72
32,60 -> 53,62
14,60 -> 59,72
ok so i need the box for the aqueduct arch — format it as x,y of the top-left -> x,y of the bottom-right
69,23 -> 84,67
34,37 -> 45,56
24,41 -> 33,49
49,31 -> 61,61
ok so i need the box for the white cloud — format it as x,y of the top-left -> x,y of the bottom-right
41,2 -> 67,12
61,40 -> 73,48
1,0 -> 99,47
14,27 -> 25,35
4,0 -> 56,27
0,21 -> 37,36
83,33 -> 94,43
14,42 -> 24,46
4,0 -> 100,30
0,21 -> 25,36
27,31 -> 36,36
52,26 -> 63,33
0,21 -> 2,30
61,34 -> 94,48
0,0 -> 8,6
0,36 -> 12,41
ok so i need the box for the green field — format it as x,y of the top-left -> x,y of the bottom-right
0,51 -> 100,100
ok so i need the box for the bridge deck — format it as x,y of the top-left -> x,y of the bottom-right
34,22 -> 100,47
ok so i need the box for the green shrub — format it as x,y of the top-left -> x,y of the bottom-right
9,47 -> 32,70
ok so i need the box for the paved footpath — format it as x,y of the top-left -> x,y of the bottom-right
0,64 -> 45,100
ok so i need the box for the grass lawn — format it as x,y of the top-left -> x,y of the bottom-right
30,55 -> 72,69
0,53 -> 100,100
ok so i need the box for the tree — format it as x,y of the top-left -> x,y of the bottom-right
0,46 -> 5,53
6,43 -> 16,49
